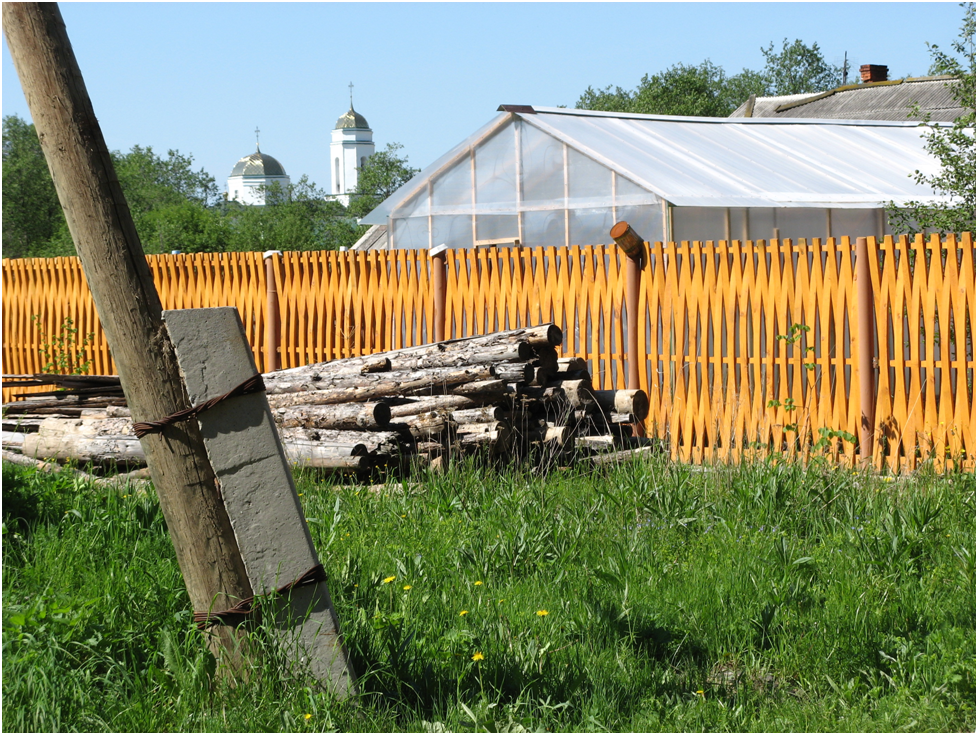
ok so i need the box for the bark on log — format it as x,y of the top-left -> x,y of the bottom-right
385,394 -> 484,418
33,416 -> 135,438
591,389 -> 650,421
455,421 -> 508,436
390,412 -> 454,439
281,440 -> 368,458
277,427 -> 405,454
388,342 -> 531,371
517,385 -> 566,403
575,435 -> 619,451
450,406 -> 508,423
389,324 -> 560,351
23,433 -> 146,464
2,396 -> 127,413
20,433 -> 377,467
283,443 -> 370,470
528,365 -> 556,387
271,402 -> 391,431
547,378 -> 595,409
263,339 -> 538,390
454,425 -> 512,453
266,366 -> 495,403
449,379 -> 514,399
491,363 -> 533,383
531,345 -> 559,373
587,446 -> 655,465
525,425 -> 571,445
556,357 -> 588,373
2,431 -> 26,451
0,416 -> 40,434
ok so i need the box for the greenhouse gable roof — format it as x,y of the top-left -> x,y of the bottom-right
361,106 -> 953,225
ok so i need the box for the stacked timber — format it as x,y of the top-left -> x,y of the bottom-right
2,324 -> 654,472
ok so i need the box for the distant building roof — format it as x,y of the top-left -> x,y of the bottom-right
335,106 -> 371,130
230,148 -> 287,177
730,76 -> 966,122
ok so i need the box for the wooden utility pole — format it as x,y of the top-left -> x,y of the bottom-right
2,3 -> 253,668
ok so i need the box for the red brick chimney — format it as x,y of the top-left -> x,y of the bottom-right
860,64 -> 888,83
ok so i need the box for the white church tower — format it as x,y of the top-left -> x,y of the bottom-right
330,84 -> 374,206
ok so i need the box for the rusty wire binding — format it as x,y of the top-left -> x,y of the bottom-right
132,373 -> 265,438
192,564 -> 328,629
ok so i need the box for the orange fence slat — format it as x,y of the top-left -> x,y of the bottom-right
3,237 -> 974,472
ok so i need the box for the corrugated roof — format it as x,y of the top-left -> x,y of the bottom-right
731,93 -> 811,118
362,107 -> 953,224
730,77 -> 965,121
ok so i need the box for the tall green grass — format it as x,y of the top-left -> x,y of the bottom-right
3,456 -> 975,732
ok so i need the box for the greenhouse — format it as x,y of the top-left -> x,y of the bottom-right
360,105 -> 952,249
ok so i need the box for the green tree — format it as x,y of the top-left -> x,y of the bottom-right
2,114 -> 66,258
578,61 -> 754,117
112,145 -> 219,210
575,39 -> 839,117
224,176 -> 362,252
760,39 -> 842,95
346,143 -> 420,219
888,2 -> 976,234
1,124 -> 227,257
111,145 -> 226,254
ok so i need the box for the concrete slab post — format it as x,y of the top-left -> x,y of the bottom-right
164,307 -> 356,697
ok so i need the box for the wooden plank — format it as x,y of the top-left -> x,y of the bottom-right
164,307 -> 356,696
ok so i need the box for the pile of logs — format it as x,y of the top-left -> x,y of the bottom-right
2,324 -> 654,474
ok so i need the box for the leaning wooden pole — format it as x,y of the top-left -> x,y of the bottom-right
2,3 -> 254,669
611,222 -> 647,438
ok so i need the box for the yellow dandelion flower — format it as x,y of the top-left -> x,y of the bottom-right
304,713 -> 313,720
472,651 -> 485,661
383,576 -> 395,584
459,610 -> 469,616
696,690 -> 705,698
403,585 -> 412,591
474,580 -> 483,586
536,609 -> 549,617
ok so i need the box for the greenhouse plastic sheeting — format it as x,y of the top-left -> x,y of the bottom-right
362,107 -> 952,249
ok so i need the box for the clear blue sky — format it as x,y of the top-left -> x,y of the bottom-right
2,2 -> 965,198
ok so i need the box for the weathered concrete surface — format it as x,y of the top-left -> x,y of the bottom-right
163,307 -> 355,697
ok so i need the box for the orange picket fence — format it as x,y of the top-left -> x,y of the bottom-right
3,233 -> 974,472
